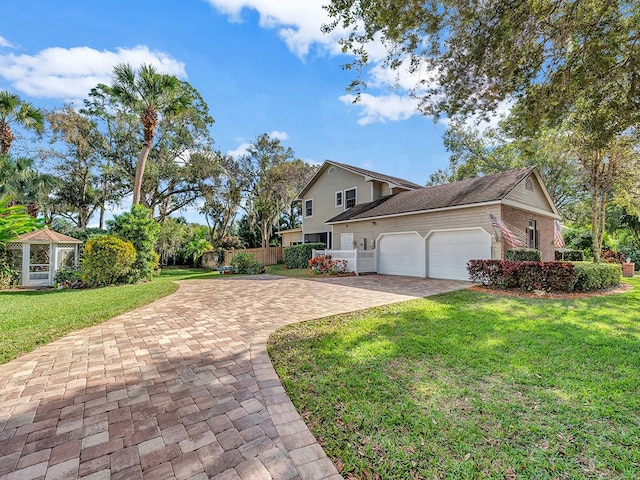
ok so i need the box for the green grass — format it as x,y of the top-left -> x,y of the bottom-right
0,267 -> 219,364
269,278 -> 640,479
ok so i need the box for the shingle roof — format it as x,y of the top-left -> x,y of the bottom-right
327,161 -> 423,190
16,228 -> 82,243
327,167 -> 536,223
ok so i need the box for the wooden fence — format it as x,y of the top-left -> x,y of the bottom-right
223,247 -> 284,266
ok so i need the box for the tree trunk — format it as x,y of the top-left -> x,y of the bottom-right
132,140 -> 153,205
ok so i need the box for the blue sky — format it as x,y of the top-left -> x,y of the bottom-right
1,0 -> 455,219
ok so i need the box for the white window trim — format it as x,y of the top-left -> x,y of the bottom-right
304,198 -> 313,218
335,191 -> 343,208
344,187 -> 357,210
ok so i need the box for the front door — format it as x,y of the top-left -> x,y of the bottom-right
340,233 -> 354,250
27,243 -> 51,287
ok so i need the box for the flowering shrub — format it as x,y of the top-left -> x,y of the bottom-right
308,255 -> 349,275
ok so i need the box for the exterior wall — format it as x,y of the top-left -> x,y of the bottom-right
501,205 -> 555,261
331,205 -> 503,260
279,230 -> 302,246
301,167 -> 373,238
505,175 -> 554,211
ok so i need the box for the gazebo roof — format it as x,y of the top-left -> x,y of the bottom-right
15,228 -> 82,244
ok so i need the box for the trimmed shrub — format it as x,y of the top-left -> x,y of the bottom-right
573,262 -> 621,292
505,248 -> 542,261
230,252 -> 263,274
468,259 -> 576,292
83,235 -> 136,287
283,243 -> 326,269
555,249 -> 584,261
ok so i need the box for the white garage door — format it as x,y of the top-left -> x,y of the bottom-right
378,233 -> 425,277
428,229 -> 491,281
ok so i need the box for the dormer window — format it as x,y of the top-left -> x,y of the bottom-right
345,188 -> 356,208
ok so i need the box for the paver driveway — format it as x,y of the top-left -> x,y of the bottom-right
0,275 -> 468,480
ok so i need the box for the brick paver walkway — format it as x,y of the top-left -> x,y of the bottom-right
0,275 -> 468,480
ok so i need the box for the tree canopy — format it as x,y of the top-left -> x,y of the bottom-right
325,0 -> 640,143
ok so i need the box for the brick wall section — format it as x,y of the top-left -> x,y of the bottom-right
501,205 -> 555,261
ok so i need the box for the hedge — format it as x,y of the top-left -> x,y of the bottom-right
467,260 -> 576,292
573,262 -> 621,292
505,248 -> 541,261
283,243 -> 326,269
467,259 -> 621,292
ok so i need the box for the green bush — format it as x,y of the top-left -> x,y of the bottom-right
505,248 -> 542,261
53,268 -> 84,289
0,260 -> 19,289
107,205 -> 160,282
555,249 -> 584,261
573,262 -> 621,292
230,252 -> 263,274
83,235 -> 136,287
283,243 -> 326,269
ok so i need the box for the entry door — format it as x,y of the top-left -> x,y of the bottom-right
340,233 -> 354,250
27,244 -> 51,287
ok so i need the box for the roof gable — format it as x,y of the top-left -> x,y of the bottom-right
327,167 -> 554,223
296,160 -> 422,199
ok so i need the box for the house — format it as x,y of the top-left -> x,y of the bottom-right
277,227 -> 303,246
296,161 -> 560,281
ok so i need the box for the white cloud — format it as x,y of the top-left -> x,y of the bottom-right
340,93 -> 420,125
269,130 -> 288,140
0,36 -> 16,49
205,0 -> 343,57
0,45 -> 186,100
227,142 -> 252,158
205,1 -> 436,127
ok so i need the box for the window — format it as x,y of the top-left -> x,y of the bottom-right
527,219 -> 537,249
345,188 -> 356,208
335,191 -> 343,207
305,199 -> 313,217
328,166 -> 336,175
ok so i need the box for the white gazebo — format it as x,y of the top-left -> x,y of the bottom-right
6,228 -> 82,287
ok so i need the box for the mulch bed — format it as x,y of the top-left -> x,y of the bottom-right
470,283 -> 633,300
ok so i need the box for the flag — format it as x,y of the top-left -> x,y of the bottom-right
488,212 -> 525,248
554,219 -> 565,248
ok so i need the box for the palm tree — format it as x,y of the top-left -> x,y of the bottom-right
0,91 -> 45,154
108,63 -> 189,205
0,155 -> 57,217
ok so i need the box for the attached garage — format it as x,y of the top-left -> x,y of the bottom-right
427,228 -> 491,281
377,232 -> 425,277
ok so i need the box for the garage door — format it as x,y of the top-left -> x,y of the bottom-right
378,233 -> 425,277
428,229 -> 491,281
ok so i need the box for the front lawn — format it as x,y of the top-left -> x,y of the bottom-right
0,267 -> 219,364
269,278 -> 640,479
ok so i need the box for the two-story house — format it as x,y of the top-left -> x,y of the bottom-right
296,160 -> 560,281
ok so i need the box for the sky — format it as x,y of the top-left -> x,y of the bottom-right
0,0 -> 456,222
